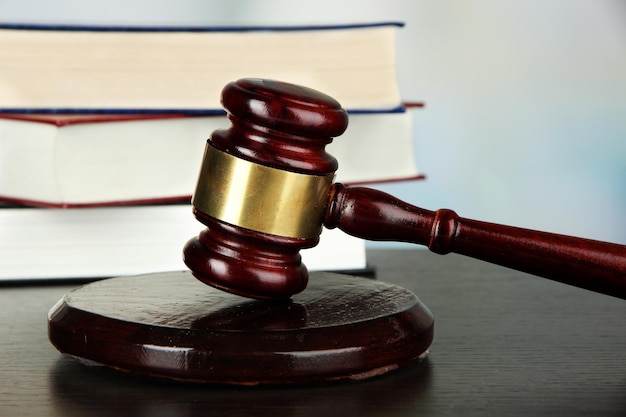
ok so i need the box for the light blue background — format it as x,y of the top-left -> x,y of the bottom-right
2,0 -> 624,247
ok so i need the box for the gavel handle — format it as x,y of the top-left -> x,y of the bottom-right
325,183 -> 626,299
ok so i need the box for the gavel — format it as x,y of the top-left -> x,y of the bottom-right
183,78 -> 626,300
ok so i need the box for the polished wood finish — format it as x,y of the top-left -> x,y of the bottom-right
185,78 -> 626,299
326,183 -> 626,299
48,270 -> 433,385
184,78 -> 348,299
216,78 -> 347,174
4,250 -> 626,416
184,209 -> 312,299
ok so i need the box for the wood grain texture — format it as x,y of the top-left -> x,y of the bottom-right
184,78 -> 625,300
2,250 -> 626,416
47,271 -> 433,385
184,78 -> 348,299
326,184 -> 626,299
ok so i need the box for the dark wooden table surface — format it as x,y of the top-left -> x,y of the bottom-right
1,249 -> 625,417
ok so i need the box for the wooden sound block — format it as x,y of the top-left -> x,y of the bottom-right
48,271 -> 433,385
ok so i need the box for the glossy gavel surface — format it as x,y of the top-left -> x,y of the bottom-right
326,183 -> 626,299
185,78 -> 626,300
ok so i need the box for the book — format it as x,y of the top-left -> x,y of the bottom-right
0,22 -> 403,113
0,20 -> 420,282
0,203 -> 368,282
0,107 -> 423,208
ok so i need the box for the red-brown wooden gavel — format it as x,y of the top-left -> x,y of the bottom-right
183,78 -> 626,300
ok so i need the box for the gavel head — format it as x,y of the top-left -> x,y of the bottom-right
183,78 -> 349,299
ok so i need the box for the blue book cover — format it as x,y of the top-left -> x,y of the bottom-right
0,21 -> 404,32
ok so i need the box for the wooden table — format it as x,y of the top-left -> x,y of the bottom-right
1,249 -> 625,416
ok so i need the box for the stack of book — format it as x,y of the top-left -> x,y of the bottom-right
0,22 -> 424,282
